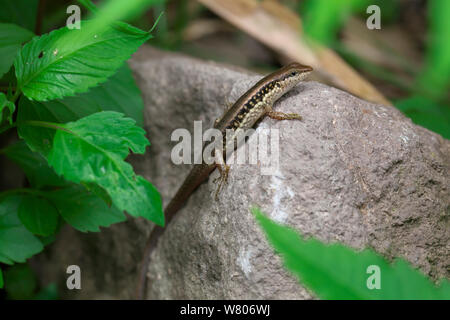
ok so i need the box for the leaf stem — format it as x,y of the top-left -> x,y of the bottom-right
150,11 -> 164,33
0,188 -> 48,199
0,86 -> 15,91
11,88 -> 22,104
23,120 -> 72,133
35,0 -> 47,35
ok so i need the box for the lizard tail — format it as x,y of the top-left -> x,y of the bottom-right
135,163 -> 216,299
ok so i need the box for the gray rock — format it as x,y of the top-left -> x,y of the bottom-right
32,46 -> 449,299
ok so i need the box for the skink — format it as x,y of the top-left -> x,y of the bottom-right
136,62 -> 313,299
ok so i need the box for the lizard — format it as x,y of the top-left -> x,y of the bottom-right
136,62 -> 313,299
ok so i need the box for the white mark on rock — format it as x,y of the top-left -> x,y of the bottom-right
286,186 -> 295,198
255,121 -> 269,132
399,126 -> 416,145
400,134 -> 409,144
237,248 -> 253,278
269,169 -> 294,223
373,110 -> 389,119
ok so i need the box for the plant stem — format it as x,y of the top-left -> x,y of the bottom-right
23,120 -> 72,133
35,0 -> 47,35
11,88 -> 21,104
0,188 -> 48,199
0,86 -> 15,91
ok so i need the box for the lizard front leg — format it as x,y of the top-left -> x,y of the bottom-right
265,105 -> 302,120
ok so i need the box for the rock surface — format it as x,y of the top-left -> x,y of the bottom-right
32,46 -> 449,299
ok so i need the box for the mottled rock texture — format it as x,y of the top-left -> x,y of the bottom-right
32,46 -> 449,299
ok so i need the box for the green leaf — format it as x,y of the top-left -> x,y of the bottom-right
17,65 -> 144,155
0,23 -> 34,78
0,0 -> 38,31
14,21 -> 151,101
0,92 -> 15,125
78,64 -> 145,127
0,253 -> 11,264
47,111 -> 163,225
3,263 -> 37,299
0,196 -> 43,264
79,0 -> 99,14
81,182 -> 113,207
3,140 -> 66,188
395,96 -> 450,139
253,208 -> 450,300
37,234 -> 56,247
18,195 -> 59,236
47,185 -> 126,232
0,68 -> 17,100
17,99 -> 56,155
0,268 -> 3,289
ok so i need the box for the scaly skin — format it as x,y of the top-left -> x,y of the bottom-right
136,62 -> 313,299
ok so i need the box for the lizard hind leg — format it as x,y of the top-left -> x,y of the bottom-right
212,150 -> 230,200
213,163 -> 230,201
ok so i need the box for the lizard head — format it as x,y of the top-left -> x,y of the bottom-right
268,62 -> 313,98
279,62 -> 313,83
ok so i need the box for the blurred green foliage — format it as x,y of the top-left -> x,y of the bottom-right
417,0 -> 450,100
3,264 -> 37,299
0,0 -> 38,32
396,0 -> 449,139
78,0 -> 165,27
2,264 -> 57,299
301,0 -> 449,139
147,0 -> 191,50
33,283 -> 58,300
395,96 -> 450,139
301,0 -> 368,46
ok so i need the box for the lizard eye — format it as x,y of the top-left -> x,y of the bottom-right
290,71 -> 298,76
